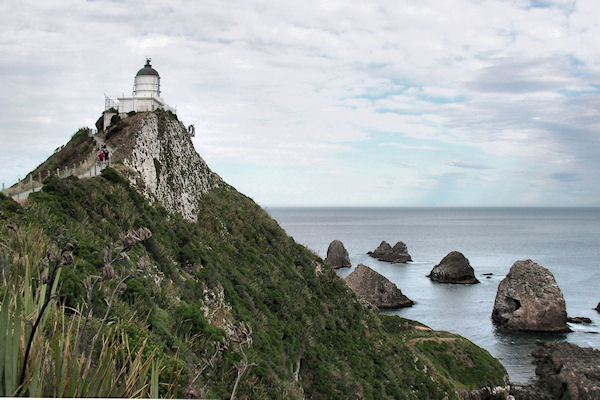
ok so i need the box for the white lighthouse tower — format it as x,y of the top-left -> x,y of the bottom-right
133,59 -> 161,97
116,58 -> 172,114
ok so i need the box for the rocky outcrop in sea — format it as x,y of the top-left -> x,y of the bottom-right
324,240 -> 351,269
344,264 -> 414,309
596,302 -> 600,313
567,316 -> 592,324
492,259 -> 569,332
367,241 -> 412,263
427,251 -> 479,284
511,342 -> 600,400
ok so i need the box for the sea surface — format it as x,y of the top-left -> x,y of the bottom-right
266,207 -> 600,384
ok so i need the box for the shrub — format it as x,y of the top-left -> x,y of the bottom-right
174,302 -> 225,342
101,167 -> 128,186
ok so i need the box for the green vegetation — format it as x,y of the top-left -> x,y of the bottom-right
0,210 -> 163,397
379,315 -> 507,390
25,127 -> 95,180
0,158 -> 507,398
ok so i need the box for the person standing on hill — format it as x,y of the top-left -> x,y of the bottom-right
102,145 -> 109,166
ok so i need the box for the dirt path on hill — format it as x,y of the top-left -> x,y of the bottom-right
9,134 -> 113,202
406,337 -> 457,345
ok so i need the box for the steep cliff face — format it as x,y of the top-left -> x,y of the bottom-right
107,111 -> 223,221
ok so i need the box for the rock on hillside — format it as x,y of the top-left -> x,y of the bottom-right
512,342 -> 600,399
428,251 -> 479,284
345,264 -> 414,308
492,259 -> 569,332
324,240 -> 351,268
105,111 -> 223,221
367,240 -> 412,263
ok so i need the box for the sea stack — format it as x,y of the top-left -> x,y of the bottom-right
427,251 -> 479,284
596,302 -> 600,313
324,240 -> 351,269
367,241 -> 412,263
492,259 -> 569,332
345,264 -> 414,309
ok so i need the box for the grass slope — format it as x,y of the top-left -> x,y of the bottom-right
0,165 -> 506,398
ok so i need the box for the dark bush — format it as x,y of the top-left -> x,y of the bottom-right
101,167 -> 128,186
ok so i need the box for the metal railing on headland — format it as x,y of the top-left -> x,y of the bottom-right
2,148 -> 115,202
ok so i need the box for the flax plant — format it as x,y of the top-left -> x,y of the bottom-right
0,226 -> 163,397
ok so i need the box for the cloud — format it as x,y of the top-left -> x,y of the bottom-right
1,0 -> 599,206
379,142 -> 440,151
447,160 -> 491,170
550,172 -> 579,182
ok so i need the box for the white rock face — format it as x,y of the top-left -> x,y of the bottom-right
122,112 -> 223,221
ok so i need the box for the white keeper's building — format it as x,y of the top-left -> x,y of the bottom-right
101,59 -> 189,133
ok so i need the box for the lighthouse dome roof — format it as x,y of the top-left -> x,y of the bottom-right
136,59 -> 159,77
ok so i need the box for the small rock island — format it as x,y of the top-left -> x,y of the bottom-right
427,251 -> 479,284
367,241 -> 412,263
492,259 -> 570,332
324,240 -> 351,269
344,264 -> 414,309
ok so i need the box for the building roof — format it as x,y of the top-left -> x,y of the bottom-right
136,58 -> 159,77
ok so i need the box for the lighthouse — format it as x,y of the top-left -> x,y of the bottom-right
133,59 -> 161,97
115,59 -> 173,114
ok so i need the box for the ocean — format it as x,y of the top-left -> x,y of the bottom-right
266,207 -> 600,384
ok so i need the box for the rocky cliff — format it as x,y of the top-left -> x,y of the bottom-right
105,111 -> 223,221
512,342 -> 600,399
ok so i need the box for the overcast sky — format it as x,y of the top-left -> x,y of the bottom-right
1,0 -> 599,206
